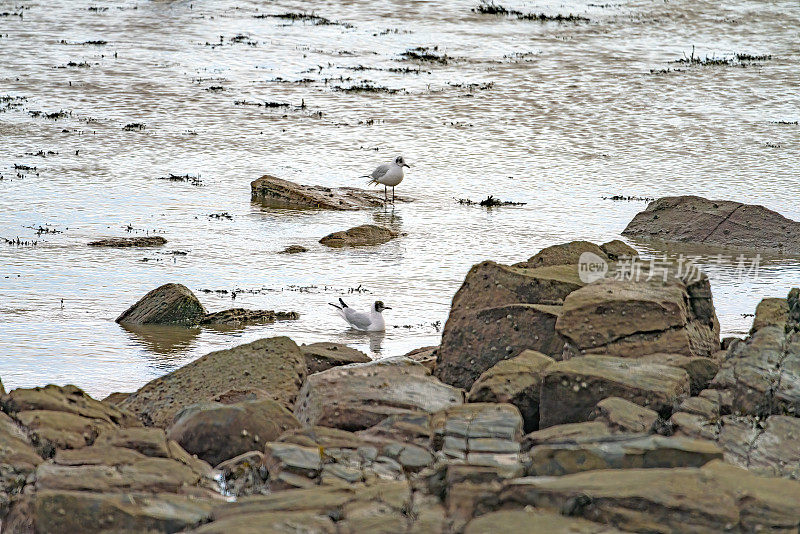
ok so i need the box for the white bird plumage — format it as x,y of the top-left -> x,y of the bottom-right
329,298 -> 391,332
365,155 -> 409,203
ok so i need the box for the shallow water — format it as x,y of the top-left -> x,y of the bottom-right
1,0 -> 799,398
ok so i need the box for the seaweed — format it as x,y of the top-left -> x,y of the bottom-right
123,123 -> 145,131
457,195 -> 526,206
400,46 -> 450,64
158,174 -> 203,186
473,2 -> 589,22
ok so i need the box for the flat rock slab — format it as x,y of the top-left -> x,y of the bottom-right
293,357 -> 464,431
251,175 -> 410,210
319,224 -> 398,248
120,337 -> 307,428
539,355 -> 690,427
88,236 -> 167,247
465,509 -> 625,534
622,195 -> 800,253
485,460 -> 800,533
527,435 -> 723,476
430,403 -> 523,466
591,396 -> 659,433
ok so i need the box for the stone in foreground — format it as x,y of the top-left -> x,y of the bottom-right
293,358 -> 464,431
121,337 -> 307,427
300,342 -> 371,374
167,399 -> 301,466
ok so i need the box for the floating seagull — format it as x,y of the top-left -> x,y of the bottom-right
329,298 -> 391,332
365,155 -> 409,203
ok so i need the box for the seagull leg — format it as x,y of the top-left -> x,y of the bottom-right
384,185 -> 387,204
393,186 -> 396,203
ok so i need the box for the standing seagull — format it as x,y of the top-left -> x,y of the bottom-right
365,155 -> 409,203
329,298 -> 391,332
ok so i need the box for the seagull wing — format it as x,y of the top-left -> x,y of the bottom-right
342,307 -> 373,330
368,163 -> 390,184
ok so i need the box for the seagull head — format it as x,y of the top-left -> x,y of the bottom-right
394,156 -> 410,168
373,301 -> 391,313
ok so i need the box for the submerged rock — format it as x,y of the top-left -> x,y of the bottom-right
319,224 -> 399,248
278,245 -> 308,254
251,175 -> 409,210
622,195 -> 800,253
88,236 -> 167,247
120,337 -> 307,428
116,283 -> 207,326
513,240 -> 609,269
199,308 -> 298,326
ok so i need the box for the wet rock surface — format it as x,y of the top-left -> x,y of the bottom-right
319,224 -> 399,248
251,175 -> 410,210
622,195 -> 800,253
199,308 -> 299,326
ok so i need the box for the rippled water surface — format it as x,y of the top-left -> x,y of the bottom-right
1,0 -> 799,398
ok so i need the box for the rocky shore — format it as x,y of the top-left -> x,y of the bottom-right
3,240 -> 800,533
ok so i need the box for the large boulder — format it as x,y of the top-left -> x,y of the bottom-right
167,399 -> 301,466
555,275 -> 720,358
293,358 -> 464,431
116,283 -> 207,326
300,343 -> 371,374
120,337 -> 307,428
319,224 -> 398,248
251,175 -> 408,210
467,350 -> 555,433
435,259 -> 582,390
539,355 -> 691,427
622,195 -> 800,253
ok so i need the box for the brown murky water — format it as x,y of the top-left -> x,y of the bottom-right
1,0 -> 799,398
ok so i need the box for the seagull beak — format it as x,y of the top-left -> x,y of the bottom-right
403,163 -> 410,168
383,306 -> 392,310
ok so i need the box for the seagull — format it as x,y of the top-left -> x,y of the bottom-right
364,155 -> 409,203
329,298 -> 391,332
